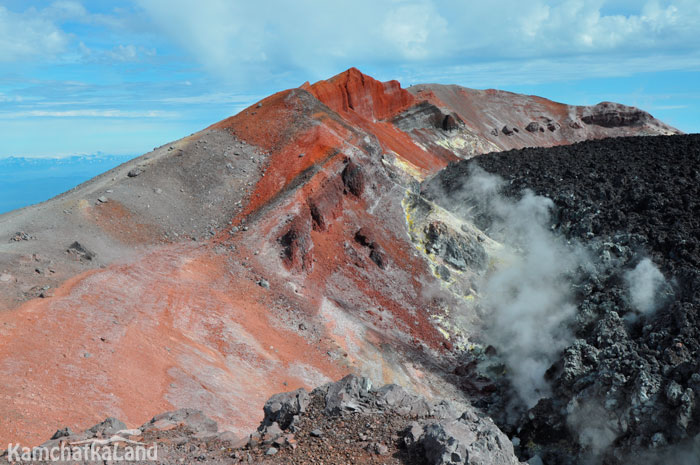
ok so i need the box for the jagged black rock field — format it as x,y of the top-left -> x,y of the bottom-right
426,134 -> 700,464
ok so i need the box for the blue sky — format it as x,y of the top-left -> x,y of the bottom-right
1,0 -> 699,158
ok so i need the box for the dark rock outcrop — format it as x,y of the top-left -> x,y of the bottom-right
67,241 -> 95,261
422,410 -> 522,465
581,102 -> 651,128
427,134 -> 700,464
525,122 -> 542,133
391,101 -> 463,133
341,160 -> 365,196
261,388 -> 310,429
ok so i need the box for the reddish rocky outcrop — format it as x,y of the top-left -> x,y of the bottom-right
302,67 -> 416,121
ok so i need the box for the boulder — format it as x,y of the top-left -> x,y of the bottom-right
87,417 -> 127,438
403,422 -> 425,446
262,388 -> 309,429
525,122 -> 541,133
50,427 -> 73,440
375,384 -> 431,417
581,102 -> 649,128
323,374 -> 372,415
421,410 -> 522,465
67,241 -> 95,261
143,409 -> 218,435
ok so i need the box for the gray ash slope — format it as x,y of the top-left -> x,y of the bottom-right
424,134 -> 700,464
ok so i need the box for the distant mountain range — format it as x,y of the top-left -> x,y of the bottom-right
0,154 -> 135,214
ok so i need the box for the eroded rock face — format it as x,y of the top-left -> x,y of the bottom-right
392,101 -> 463,133
302,66 -> 416,121
580,102 -> 650,128
0,68 -> 467,446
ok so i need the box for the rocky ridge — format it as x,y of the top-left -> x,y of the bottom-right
406,85 -> 680,157
2,375 -> 522,465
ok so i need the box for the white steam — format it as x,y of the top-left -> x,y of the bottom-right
429,165 -> 683,462
625,258 -> 666,315
455,166 -> 584,407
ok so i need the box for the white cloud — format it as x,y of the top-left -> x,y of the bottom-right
135,0 -> 456,83
0,5 -> 70,61
134,0 -> 700,85
381,3 -> 448,60
0,109 -> 176,118
649,104 -> 689,110
109,44 -> 138,62
78,42 -> 156,63
158,92 -> 262,105
46,0 -> 89,19
0,2 -> 156,64
398,52 -> 700,88
0,92 -> 23,103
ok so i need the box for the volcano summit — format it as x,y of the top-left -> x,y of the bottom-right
0,69 -> 694,465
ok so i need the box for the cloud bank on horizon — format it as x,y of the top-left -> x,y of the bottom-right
0,0 -> 699,157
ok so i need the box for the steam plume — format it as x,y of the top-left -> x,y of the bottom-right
450,165 -> 584,407
625,258 -> 666,315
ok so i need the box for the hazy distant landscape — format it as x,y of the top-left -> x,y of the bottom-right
0,155 -> 134,214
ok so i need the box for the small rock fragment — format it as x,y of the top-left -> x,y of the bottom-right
525,122 -> 541,133
10,232 -> 34,242
50,427 -> 73,440
67,241 -> 95,261
39,288 -> 54,298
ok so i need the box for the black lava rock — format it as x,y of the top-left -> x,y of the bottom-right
425,134 -> 700,464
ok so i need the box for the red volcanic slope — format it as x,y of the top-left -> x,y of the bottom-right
0,69 -> 460,446
0,68 -> 680,446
